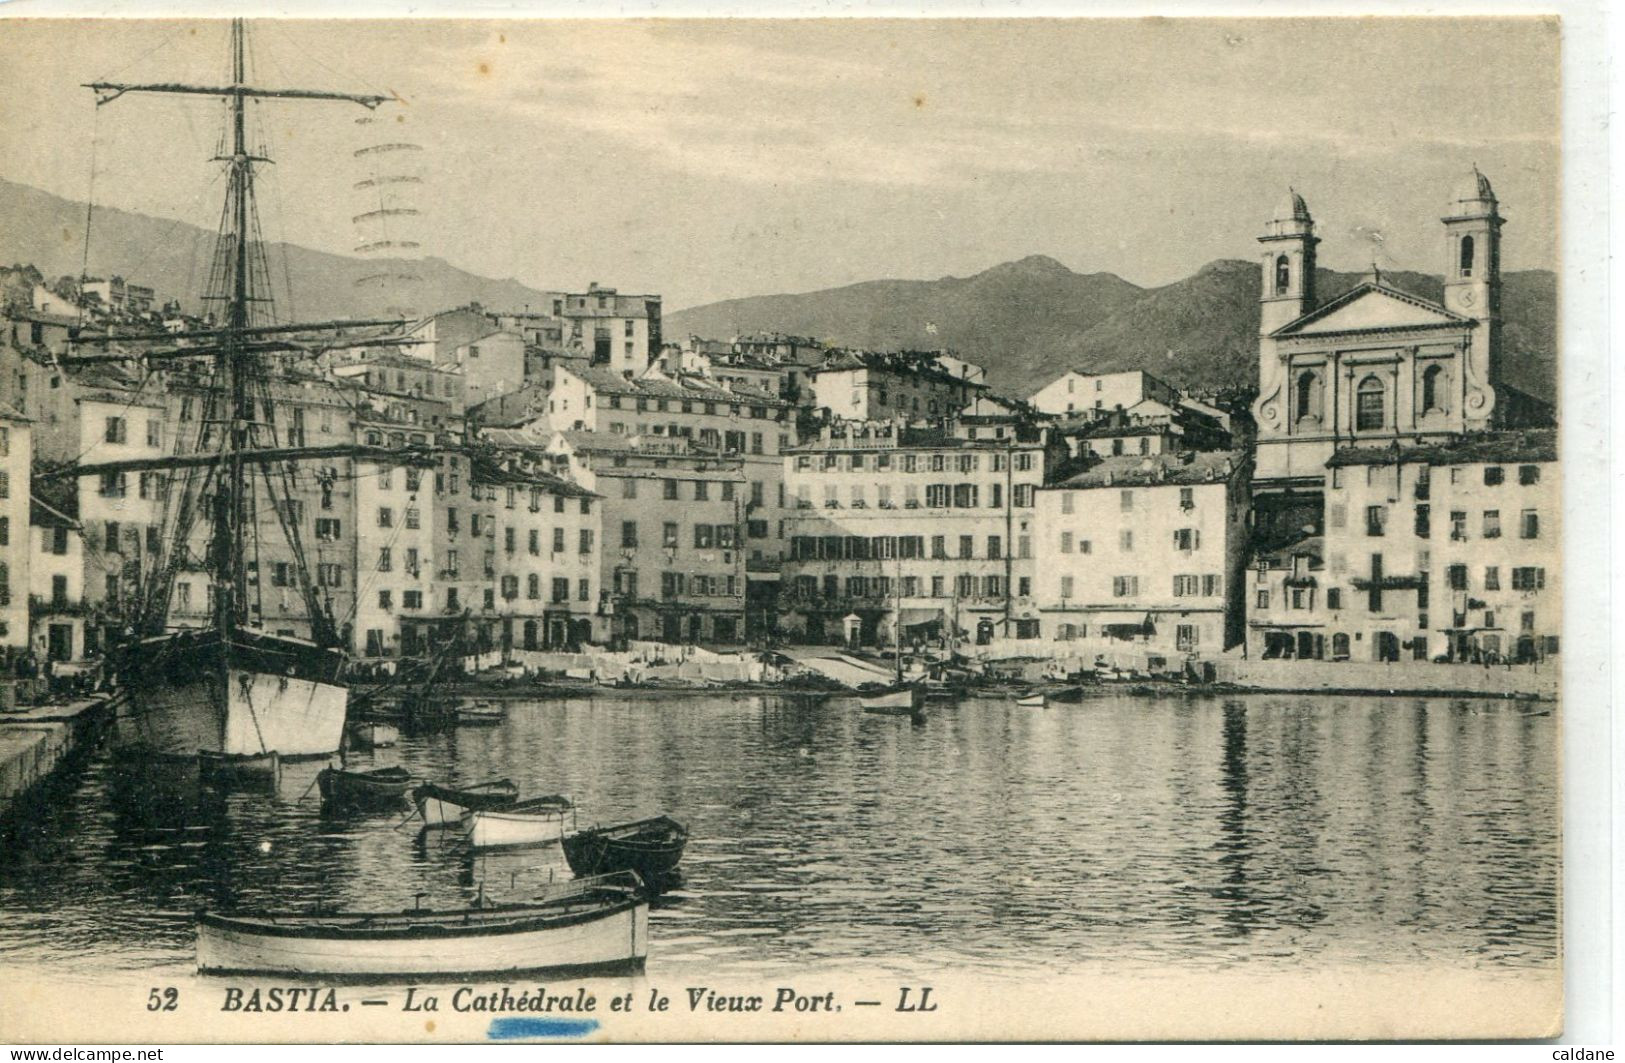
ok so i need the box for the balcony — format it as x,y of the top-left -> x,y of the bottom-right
1349,573 -> 1428,591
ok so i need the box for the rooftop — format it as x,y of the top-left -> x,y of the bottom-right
1324,429 -> 1557,468
561,363 -> 789,407
1046,449 -> 1246,489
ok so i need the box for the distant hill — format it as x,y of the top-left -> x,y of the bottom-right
0,177 -> 552,323
668,257 -> 1559,404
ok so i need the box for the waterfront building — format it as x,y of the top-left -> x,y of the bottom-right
546,429 -> 748,644
1249,429 -> 1559,663
0,411 -> 31,649
1028,369 -> 1181,420
1034,450 -> 1251,658
474,447 -> 601,651
808,350 -> 984,422
352,443 -> 438,663
69,385 -> 167,649
28,494 -> 82,663
545,361 -> 794,576
781,419 -> 1057,647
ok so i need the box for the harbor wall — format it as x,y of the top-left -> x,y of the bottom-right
0,695 -> 111,826
1210,658 -> 1559,699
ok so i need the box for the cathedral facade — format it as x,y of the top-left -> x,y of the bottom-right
1250,169 -> 1507,538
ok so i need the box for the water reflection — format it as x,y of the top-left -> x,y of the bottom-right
0,692 -> 1558,981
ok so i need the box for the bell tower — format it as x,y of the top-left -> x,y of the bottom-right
1441,166 -> 1503,426
1258,188 -> 1318,337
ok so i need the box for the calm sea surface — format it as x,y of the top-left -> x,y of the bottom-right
0,692 -> 1558,984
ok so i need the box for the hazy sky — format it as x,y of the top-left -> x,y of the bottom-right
0,18 -> 1559,309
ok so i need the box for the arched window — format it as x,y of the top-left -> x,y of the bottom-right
1274,254 -> 1291,296
1356,376 -> 1386,431
1459,234 -> 1475,278
1421,364 -> 1445,414
1294,369 -> 1319,421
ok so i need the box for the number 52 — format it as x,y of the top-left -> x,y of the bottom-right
147,987 -> 179,1012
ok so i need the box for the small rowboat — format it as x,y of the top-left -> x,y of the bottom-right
196,871 -> 648,979
860,686 -> 927,723
198,749 -> 280,787
317,766 -> 412,811
1014,692 -> 1047,708
562,815 -> 689,890
413,778 -> 520,829
465,794 -> 574,849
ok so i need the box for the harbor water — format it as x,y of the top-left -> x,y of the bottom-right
0,692 -> 1558,985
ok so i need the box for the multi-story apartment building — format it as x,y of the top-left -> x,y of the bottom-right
1249,429 -> 1559,664
475,448 -> 601,652
449,330 -> 526,408
781,420 -> 1057,647
0,412 -> 31,649
545,362 -> 795,574
1060,399 -> 1231,460
1029,369 -> 1181,419
331,350 -> 466,417
352,445 -> 438,662
1034,450 -> 1251,658
72,387 -> 167,650
547,430 -> 747,644
809,351 -> 984,422
29,494 -> 82,663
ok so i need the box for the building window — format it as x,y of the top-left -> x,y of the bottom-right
1274,254 -> 1290,296
1355,376 -> 1385,431
1421,364 -> 1445,413
622,521 -> 638,549
1484,466 -> 1504,486
105,416 -> 127,444
1485,566 -> 1500,590
1511,567 -> 1545,591
1459,234 -> 1475,277
1173,528 -> 1199,551
1519,464 -> 1540,486
1521,509 -> 1539,539
1294,370 -> 1319,421
1365,505 -> 1387,537
1120,530 -> 1133,552
1482,510 -> 1501,539
1447,564 -> 1468,591
1327,588 -> 1342,610
1450,510 -> 1467,541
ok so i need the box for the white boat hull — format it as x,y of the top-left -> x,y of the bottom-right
419,793 -> 472,829
118,667 -> 347,758
466,807 -> 569,849
197,897 -> 648,979
860,688 -> 923,713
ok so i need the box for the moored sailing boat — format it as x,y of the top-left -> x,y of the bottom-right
60,23 -> 402,758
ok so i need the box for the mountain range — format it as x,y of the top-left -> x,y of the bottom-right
1,177 -> 1556,403
0,177 -> 553,324
666,254 -> 1558,403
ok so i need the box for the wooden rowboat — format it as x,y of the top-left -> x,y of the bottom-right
458,702 -> 505,727
317,766 -> 412,811
860,686 -> 927,722
412,778 -> 520,829
195,872 -> 648,979
562,815 -> 688,889
465,794 -> 574,849
1014,692 -> 1047,708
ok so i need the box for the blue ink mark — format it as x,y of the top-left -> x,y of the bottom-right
488,1017 -> 601,1040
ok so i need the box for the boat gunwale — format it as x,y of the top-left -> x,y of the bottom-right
197,891 -> 643,941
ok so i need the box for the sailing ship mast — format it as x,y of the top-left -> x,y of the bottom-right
76,20 -> 390,646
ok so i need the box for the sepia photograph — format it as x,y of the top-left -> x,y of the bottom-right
0,9 -> 1587,1045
